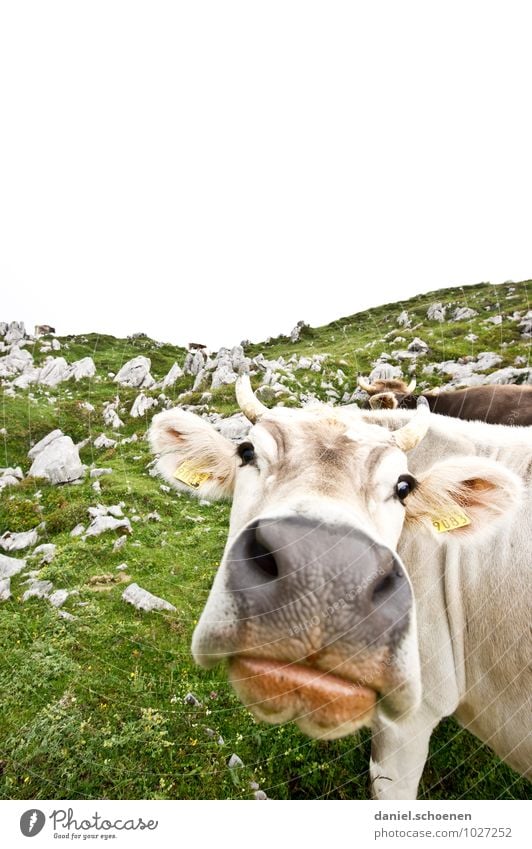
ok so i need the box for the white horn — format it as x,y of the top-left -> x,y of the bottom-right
392,403 -> 430,452
357,375 -> 375,393
406,378 -> 417,394
235,374 -> 269,423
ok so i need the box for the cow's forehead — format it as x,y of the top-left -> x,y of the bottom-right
249,406 -> 395,448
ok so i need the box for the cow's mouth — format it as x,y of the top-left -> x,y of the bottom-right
228,656 -> 377,740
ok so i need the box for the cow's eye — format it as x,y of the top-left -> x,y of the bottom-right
237,442 -> 255,466
395,474 -> 417,501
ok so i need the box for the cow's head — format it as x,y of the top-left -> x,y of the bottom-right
149,377 -> 521,740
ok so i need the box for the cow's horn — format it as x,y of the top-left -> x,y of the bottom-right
357,376 -> 375,393
406,378 -> 417,394
235,374 -> 269,423
392,402 -> 430,451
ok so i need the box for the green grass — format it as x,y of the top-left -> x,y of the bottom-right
0,280 -> 530,799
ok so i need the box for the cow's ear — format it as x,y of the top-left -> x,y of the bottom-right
149,408 -> 236,500
404,456 -> 523,538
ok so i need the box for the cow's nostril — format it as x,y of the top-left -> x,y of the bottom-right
371,567 -> 402,604
248,537 -> 279,578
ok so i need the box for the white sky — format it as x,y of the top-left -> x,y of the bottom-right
1,1 -> 531,350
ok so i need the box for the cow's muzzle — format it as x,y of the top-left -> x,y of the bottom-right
192,515 -> 416,738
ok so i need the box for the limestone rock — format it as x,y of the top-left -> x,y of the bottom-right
0,346 -> 33,377
38,357 -> 71,387
0,528 -> 39,552
28,430 -> 84,484
0,577 -> 11,601
290,320 -> 308,343
0,553 -> 27,579
85,516 -> 132,537
114,356 -> 155,389
162,362 -> 184,388
427,302 -> 446,321
122,582 -> 176,612
69,356 -> 96,381
453,307 -> 478,321
130,392 -> 158,418
94,434 -> 117,449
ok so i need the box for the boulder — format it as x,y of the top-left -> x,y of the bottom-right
214,413 -> 251,442
85,516 -> 132,537
114,356 -> 155,388
0,577 -> 11,601
0,346 -> 33,377
0,528 -> 39,552
28,430 -> 84,484
130,392 -> 158,418
162,362 -> 184,388
122,582 -> 176,612
93,434 -> 117,449
69,357 -> 96,381
211,358 -> 237,389
4,321 -> 26,344
183,350 -> 205,376
453,307 -> 478,321
407,337 -> 430,354
0,553 -> 27,579
38,357 -> 71,387
397,310 -> 411,327
427,302 -> 446,321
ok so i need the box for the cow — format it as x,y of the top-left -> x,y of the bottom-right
358,376 -> 532,426
34,324 -> 56,337
149,376 -> 532,799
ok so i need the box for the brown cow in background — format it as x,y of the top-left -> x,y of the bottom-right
358,377 -> 532,426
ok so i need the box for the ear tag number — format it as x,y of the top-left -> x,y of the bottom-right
174,461 -> 211,489
431,509 -> 471,533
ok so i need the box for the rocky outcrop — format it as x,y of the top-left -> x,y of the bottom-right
28,430 -> 84,484
114,356 -> 155,389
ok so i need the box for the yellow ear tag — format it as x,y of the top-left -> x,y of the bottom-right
174,461 -> 211,489
431,509 -> 471,533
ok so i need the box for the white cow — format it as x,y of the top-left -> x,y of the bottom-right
150,376 -> 531,799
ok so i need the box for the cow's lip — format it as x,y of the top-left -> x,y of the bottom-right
228,656 -> 377,740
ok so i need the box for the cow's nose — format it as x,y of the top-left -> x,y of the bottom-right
225,515 -> 411,651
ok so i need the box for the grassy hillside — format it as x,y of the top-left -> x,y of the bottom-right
0,280 -> 530,800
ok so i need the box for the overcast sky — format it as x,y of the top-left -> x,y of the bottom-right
1,2 -> 531,350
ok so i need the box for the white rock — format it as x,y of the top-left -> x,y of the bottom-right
297,356 -> 312,370
0,553 -> 27,579
94,434 -> 117,449
28,431 -> 84,484
122,582 -> 176,612
162,362 -> 184,388
80,401 -> 95,413
228,754 -> 244,769
33,543 -> 56,563
52,338 -> 61,350
408,337 -> 430,354
70,523 -> 85,537
116,562 -> 128,571
464,333 -> 478,342
130,392 -> 158,418
0,346 -> 33,377
369,363 -> 402,382
4,321 -> 26,344
90,468 -> 113,478
183,350 -> 205,376
214,413 -> 251,442
69,356 -> 96,381
0,577 -> 11,600
85,516 -> 132,537
113,535 -> 127,551
22,579 -> 53,601
485,367 -> 532,385
38,357 -> 71,387
427,302 -> 446,322
397,310 -> 411,327
211,359 -> 237,389
49,589 -> 69,608
103,399 -> 124,429
114,356 -> 155,388
453,307 -> 478,321
0,528 -> 39,552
